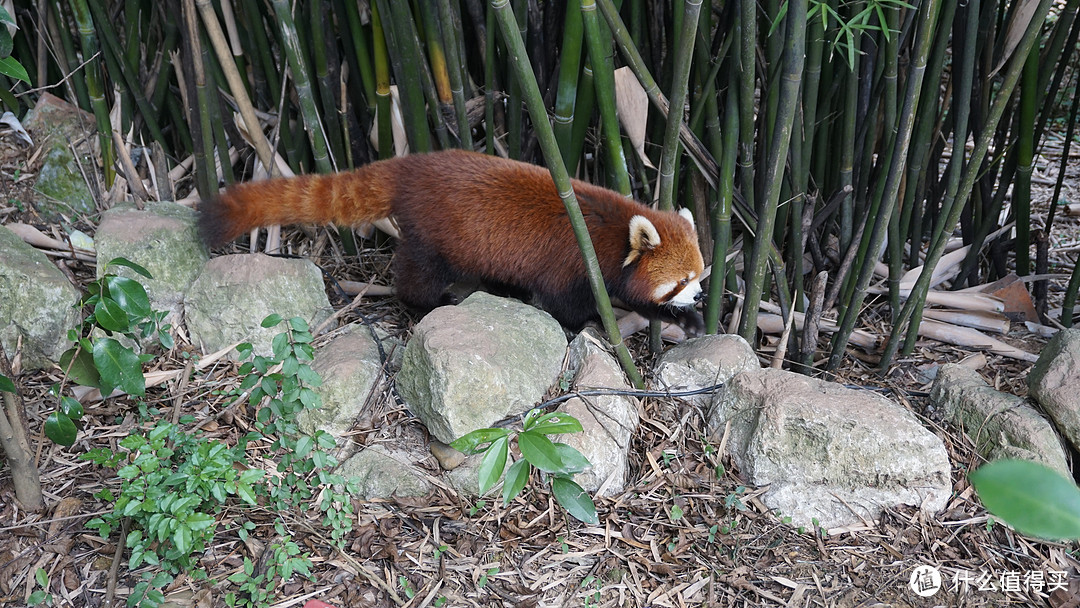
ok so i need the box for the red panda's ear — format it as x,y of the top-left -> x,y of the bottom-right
678,207 -> 695,229
624,215 -> 661,267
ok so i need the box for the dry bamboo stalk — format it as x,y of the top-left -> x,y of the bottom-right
756,313 -> 879,351
921,308 -> 1010,334
918,319 -> 1037,362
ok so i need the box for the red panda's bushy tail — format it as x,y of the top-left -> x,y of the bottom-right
198,164 -> 396,248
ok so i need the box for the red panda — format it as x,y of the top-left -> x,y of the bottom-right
198,150 -> 705,334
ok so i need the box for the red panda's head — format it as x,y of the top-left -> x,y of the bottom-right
622,208 -> 705,309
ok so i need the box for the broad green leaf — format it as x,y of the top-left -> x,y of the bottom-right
94,297 -> 131,332
517,430 -> 564,473
450,428 -> 510,455
294,435 -> 314,458
105,276 -> 152,318
501,458 -> 529,505
93,337 -> 145,396
34,567 -> 48,587
261,314 -> 284,328
529,414 -> 584,436
174,525 -> 192,555
0,29 -> 11,62
551,476 -> 598,524
60,396 -> 84,421
553,443 -> 590,474
44,412 -> 77,446
970,459 -> 1080,540
289,316 -> 309,332
59,348 -> 100,388
0,374 -> 14,393
104,257 -> 153,279
478,436 -> 509,495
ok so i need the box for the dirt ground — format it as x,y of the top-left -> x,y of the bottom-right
1,129 -> 1079,608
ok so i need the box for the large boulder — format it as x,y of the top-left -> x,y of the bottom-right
558,329 -> 638,496
0,226 -> 81,369
338,444 -> 433,499
706,369 -> 951,529
396,292 -> 567,443
932,364 -> 1069,475
653,333 -> 759,408
1028,328 -> 1080,452
184,254 -> 332,357
94,201 -> 208,318
299,325 -> 400,442
24,93 -> 97,219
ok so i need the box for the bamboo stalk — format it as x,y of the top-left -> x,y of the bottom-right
737,0 -> 805,342
553,0 -> 584,169
489,0 -> 643,389
270,0 -> 332,173
438,0 -> 474,149
68,0 -> 114,189
877,0 -> 1054,371
829,0 -> 943,370
581,0 -> 630,193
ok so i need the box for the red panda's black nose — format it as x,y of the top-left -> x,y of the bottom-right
694,290 -> 705,302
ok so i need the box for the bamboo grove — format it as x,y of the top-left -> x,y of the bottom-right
5,0 -> 1078,372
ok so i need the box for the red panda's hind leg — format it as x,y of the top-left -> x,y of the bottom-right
392,246 -> 458,314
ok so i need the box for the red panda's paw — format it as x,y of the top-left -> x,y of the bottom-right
674,309 -> 705,339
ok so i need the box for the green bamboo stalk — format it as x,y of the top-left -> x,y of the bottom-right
506,0 -> 526,158
581,0 -> 630,194
656,0 -> 700,212
827,0 -> 942,371
489,0 -> 643,389
1013,43 -> 1039,277
196,0 -> 276,175
50,0 -> 91,111
553,0 -> 584,169
568,63 -> 595,174
736,0 -> 756,223
68,0 -> 114,188
374,0 -> 435,152
201,44 -> 235,185
270,0 -> 331,173
706,86 -> 739,334
1063,255 -> 1080,328
737,0 -> 806,342
308,0 -> 345,169
340,0 -> 376,110
372,1 -> 394,159
439,0 -> 474,149
182,0 -> 215,198
483,1 -> 496,155
85,0 -> 170,153
878,0 -> 1052,370
897,0 -> 958,269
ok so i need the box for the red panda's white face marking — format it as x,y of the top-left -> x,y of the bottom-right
653,270 -> 702,306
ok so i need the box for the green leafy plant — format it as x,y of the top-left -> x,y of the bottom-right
49,258 -> 172,446
27,568 -> 53,606
451,409 -> 597,525
970,459 -> 1080,540
83,420 -> 262,577
79,314 -> 355,608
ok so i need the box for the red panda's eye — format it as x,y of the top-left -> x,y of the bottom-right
679,278 -> 688,286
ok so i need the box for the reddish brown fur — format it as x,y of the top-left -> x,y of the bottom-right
199,150 -> 704,332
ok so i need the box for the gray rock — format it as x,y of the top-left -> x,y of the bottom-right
396,292 -> 567,444
654,334 -> 759,408
95,201 -> 208,317
559,328 -> 638,496
0,226 -> 81,369
932,364 -> 1069,475
184,253 -> 332,357
338,444 -> 432,499
299,325 -> 398,441
706,368 -> 951,529
24,93 -> 97,219
1028,328 -> 1080,452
